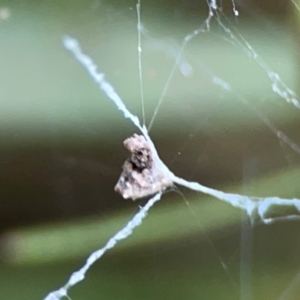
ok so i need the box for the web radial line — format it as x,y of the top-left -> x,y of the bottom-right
215,11 -> 300,110
63,36 -> 143,133
171,174 -> 300,223
43,193 -> 162,300
231,0 -> 239,16
148,0 -> 215,132
291,0 -> 300,13
136,0 -> 145,126
211,73 -> 300,156
148,42 -> 185,132
179,189 -> 239,292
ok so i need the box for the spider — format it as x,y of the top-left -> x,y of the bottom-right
114,134 -> 173,200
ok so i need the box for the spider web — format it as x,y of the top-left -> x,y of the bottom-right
44,1 -> 300,299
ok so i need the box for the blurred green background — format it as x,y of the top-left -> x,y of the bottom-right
1,0 -> 300,299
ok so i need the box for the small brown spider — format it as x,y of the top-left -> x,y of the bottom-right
114,134 -> 173,200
